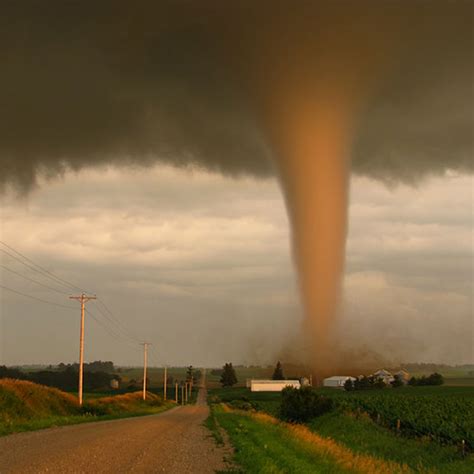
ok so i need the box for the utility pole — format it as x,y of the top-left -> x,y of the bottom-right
163,366 -> 167,401
141,342 -> 151,400
181,383 -> 184,405
185,382 -> 188,403
175,382 -> 178,403
69,293 -> 96,406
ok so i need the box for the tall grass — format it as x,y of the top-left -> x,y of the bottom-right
0,379 -> 172,436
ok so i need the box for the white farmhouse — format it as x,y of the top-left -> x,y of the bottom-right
250,379 -> 300,392
372,369 -> 394,384
323,376 -> 356,388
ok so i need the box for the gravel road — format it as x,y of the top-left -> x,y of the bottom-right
0,386 -> 230,473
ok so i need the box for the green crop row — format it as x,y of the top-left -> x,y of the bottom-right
326,391 -> 474,448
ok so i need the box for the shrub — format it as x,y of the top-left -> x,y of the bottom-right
280,386 -> 333,423
391,375 -> 404,388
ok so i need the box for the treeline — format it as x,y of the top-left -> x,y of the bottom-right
0,362 -> 119,392
344,373 -> 444,391
344,376 -> 388,391
57,361 -> 115,373
408,373 -> 444,386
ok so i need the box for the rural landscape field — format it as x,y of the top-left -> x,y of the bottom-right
1,363 -> 473,472
1,1 -> 472,473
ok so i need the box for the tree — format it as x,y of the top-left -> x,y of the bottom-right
344,378 -> 354,391
220,363 -> 238,387
186,365 -> 194,382
427,372 -> 444,385
272,361 -> 284,380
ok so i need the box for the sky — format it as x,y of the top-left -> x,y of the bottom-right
1,165 -> 472,367
0,1 -> 472,369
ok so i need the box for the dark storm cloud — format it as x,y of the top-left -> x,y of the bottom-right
0,0 -> 472,190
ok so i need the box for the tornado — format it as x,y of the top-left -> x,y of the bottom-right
251,4 -> 401,371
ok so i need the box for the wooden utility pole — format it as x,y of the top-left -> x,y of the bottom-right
181,383 -> 184,405
141,342 -> 151,400
175,382 -> 178,403
69,293 -> 96,406
163,366 -> 167,401
184,382 -> 188,403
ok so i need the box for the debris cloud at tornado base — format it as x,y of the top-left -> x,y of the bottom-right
1,1 -> 472,371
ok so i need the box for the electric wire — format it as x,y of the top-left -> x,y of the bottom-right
0,241 -> 92,294
92,299 -> 142,344
85,309 -> 142,353
0,284 -> 77,310
0,264 -> 71,295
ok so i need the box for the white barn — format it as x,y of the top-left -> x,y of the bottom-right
250,380 -> 300,392
323,376 -> 356,388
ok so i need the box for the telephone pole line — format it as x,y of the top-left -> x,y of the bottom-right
141,343 -> 151,400
163,366 -> 167,401
69,293 -> 96,406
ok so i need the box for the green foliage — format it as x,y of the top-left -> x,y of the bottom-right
186,365 -> 194,382
220,363 -> 238,387
390,375 -> 404,388
350,376 -> 386,391
408,372 -> 444,386
280,386 -> 333,423
272,361 -> 284,380
0,363 -> 119,392
343,379 -> 354,391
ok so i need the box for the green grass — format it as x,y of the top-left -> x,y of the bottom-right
0,404 -> 172,437
204,406 -> 225,446
213,405 -> 349,474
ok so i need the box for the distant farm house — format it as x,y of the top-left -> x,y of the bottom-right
110,379 -> 120,390
250,380 -> 301,392
323,376 -> 356,388
395,369 -> 410,383
372,369 -> 394,384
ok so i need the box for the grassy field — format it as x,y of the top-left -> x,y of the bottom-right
209,385 -> 474,473
211,405 -> 351,473
0,378 -> 175,436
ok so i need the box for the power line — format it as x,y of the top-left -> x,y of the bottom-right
0,241 -> 92,294
92,299 -> 141,344
0,264 -> 70,295
0,284 -> 77,310
85,309 -> 142,352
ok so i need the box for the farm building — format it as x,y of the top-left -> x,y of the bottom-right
250,380 -> 300,392
323,376 -> 356,388
372,369 -> 394,384
395,369 -> 410,383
